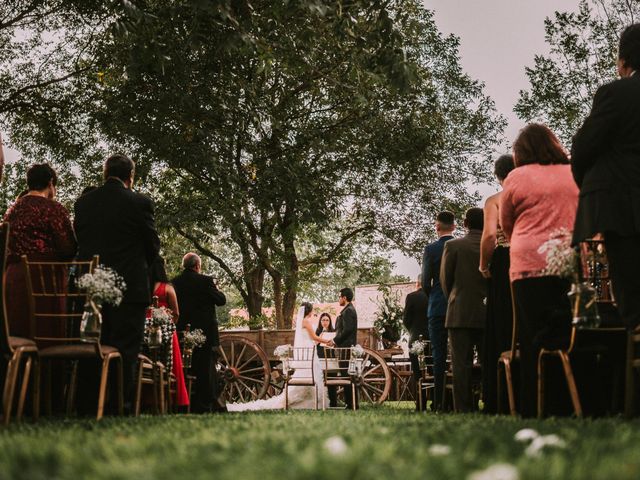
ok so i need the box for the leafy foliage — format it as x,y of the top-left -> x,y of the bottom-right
1,0 -> 504,326
515,0 -> 639,145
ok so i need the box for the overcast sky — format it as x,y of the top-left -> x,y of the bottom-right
392,0 -> 580,279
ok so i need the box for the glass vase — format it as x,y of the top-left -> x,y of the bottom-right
182,347 -> 193,369
149,325 -> 162,347
80,300 -> 102,343
568,281 -> 601,329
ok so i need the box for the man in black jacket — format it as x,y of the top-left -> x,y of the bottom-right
75,154 -> 160,411
329,287 -> 358,409
173,253 -> 226,413
402,276 -> 429,410
571,24 -> 640,331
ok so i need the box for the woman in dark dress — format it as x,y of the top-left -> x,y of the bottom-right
479,154 -> 515,414
3,164 -> 76,339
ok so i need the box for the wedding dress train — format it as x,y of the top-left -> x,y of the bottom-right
227,309 -> 327,411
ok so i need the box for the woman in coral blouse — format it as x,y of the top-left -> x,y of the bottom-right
500,124 -> 579,418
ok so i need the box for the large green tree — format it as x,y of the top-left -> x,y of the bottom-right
515,0 -> 639,145
2,1 -> 504,327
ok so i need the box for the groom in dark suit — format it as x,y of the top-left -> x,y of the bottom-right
329,287 -> 358,409
572,24 -> 640,332
74,154 -> 160,411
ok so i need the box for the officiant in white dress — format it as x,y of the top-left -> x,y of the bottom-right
227,303 -> 332,411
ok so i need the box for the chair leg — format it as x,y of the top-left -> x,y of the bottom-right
44,360 -> 52,416
504,361 -> 516,417
66,361 -> 79,415
17,357 -> 33,422
285,382 -> 289,411
352,384 -> 356,411
157,365 -> 165,414
537,353 -> 545,419
625,332 -> 636,418
559,351 -> 582,418
3,356 -> 19,426
116,357 -> 124,416
96,356 -> 111,420
32,356 -> 40,422
134,360 -> 144,416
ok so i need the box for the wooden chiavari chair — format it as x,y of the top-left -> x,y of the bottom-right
1,223 -> 40,425
321,347 -> 357,411
21,255 -> 123,420
285,347 -> 318,410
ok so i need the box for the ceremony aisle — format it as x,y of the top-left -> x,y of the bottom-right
0,404 -> 639,480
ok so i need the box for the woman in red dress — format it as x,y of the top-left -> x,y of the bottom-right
3,164 -> 76,339
150,257 -> 190,408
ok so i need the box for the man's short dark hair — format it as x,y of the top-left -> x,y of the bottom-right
619,23 -> 640,72
340,287 -> 354,302
104,154 -> 135,182
26,163 -> 57,191
494,154 -> 515,182
465,207 -> 484,231
436,211 -> 455,228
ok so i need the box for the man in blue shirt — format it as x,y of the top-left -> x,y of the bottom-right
422,211 -> 455,411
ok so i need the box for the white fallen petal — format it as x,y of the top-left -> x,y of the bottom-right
524,434 -> 566,457
428,444 -> 451,456
514,428 -> 539,442
468,463 -> 519,480
324,436 -> 349,456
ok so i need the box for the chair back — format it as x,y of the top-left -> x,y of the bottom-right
289,347 -> 316,383
21,255 -> 100,350
579,239 -> 614,303
0,223 -> 12,356
322,347 -> 358,384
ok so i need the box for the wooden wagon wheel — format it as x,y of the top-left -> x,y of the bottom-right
354,347 -> 392,404
217,336 -> 271,403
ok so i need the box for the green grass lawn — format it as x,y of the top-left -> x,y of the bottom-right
1,403 -> 639,480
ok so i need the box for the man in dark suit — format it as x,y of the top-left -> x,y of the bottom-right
440,208 -> 487,413
74,154 -> 160,411
402,276 -> 429,410
422,211 -> 455,411
572,24 -> 640,332
173,252 -> 226,413
329,287 -> 358,409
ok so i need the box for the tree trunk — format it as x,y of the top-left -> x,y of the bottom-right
244,266 -> 265,319
281,242 -> 300,329
272,272 -> 284,329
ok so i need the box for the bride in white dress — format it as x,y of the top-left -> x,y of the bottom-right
227,302 -> 332,411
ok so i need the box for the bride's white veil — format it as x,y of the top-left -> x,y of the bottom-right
293,304 -> 306,348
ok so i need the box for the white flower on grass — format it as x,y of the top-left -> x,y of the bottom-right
514,428 -> 539,442
324,436 -> 348,456
524,434 -> 567,457
468,463 -> 519,480
428,444 -> 451,456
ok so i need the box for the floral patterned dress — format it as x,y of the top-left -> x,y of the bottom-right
3,195 -> 76,339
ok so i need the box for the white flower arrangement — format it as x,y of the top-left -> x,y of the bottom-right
183,328 -> 206,349
351,344 -> 365,358
76,265 -> 126,306
410,340 -> 427,356
274,344 -> 292,358
537,228 -> 578,279
150,306 -> 173,327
